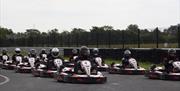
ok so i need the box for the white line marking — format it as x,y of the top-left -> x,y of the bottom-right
0,74 -> 10,85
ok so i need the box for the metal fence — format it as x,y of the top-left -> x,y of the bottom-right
0,25 -> 180,48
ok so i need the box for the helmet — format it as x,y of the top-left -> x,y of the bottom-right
51,48 -> 60,57
168,49 -> 176,57
124,50 -> 131,55
168,49 -> 176,54
49,48 -> 52,53
30,49 -> 36,55
15,48 -> 21,53
24,56 -> 28,59
72,49 -> 78,54
92,48 -> 99,54
80,46 -> 90,57
2,48 -> 7,54
124,50 -> 131,58
41,49 -> 46,54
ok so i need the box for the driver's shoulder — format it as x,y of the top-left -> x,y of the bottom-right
121,58 -> 125,60
54,56 -> 64,61
129,58 -> 136,60
176,58 -> 180,61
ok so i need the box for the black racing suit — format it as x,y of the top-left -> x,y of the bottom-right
12,53 -> 24,65
0,53 -> 10,64
122,57 -> 130,68
47,55 -> 64,72
163,56 -> 179,73
28,53 -> 37,58
74,56 -> 97,74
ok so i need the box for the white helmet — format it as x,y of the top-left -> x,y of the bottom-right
124,50 -> 131,55
51,48 -> 60,57
15,48 -> 21,53
168,49 -> 176,54
72,49 -> 78,54
52,48 -> 59,52
92,48 -> 99,55
93,48 -> 99,52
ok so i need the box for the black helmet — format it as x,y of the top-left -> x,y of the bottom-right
168,49 -> 176,57
72,49 -> 78,55
80,46 -> 90,57
15,48 -> 21,53
92,48 -> 99,55
41,49 -> 46,54
124,50 -> 131,58
51,48 -> 60,57
49,48 -> 52,53
2,48 -> 7,54
30,49 -> 36,55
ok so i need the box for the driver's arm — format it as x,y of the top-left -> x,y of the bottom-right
7,55 -> 10,60
12,54 -> 16,62
163,58 -> 168,64
0,55 -> 2,60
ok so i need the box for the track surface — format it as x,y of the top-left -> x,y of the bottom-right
0,69 -> 180,91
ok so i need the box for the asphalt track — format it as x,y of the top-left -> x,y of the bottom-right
0,69 -> 180,91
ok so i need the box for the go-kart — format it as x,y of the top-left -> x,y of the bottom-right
39,54 -> 48,62
109,58 -> 146,75
0,55 -> 9,68
64,60 -> 75,68
0,61 -> 2,68
32,58 -> 63,77
94,57 -> 109,71
54,60 -> 107,84
15,57 -> 36,73
145,61 -> 180,81
1,55 -> 17,70
41,54 -> 47,59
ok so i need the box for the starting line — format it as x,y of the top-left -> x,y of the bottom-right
0,74 -> 10,85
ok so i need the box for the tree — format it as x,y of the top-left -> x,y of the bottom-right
71,28 -> 87,47
126,24 -> 139,32
0,24 -> 178,48
48,29 -> 59,46
0,26 -> 14,46
25,29 -> 41,46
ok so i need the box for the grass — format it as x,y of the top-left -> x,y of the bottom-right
7,50 -> 28,56
103,58 -> 163,69
5,51 -> 163,69
64,56 -> 163,69
138,61 -> 163,69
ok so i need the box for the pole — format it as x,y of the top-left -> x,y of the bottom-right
155,27 -> 159,48
108,31 -> 111,48
86,33 -> 89,47
96,32 -> 99,48
67,34 -> 70,47
178,24 -> 180,48
138,29 -> 140,48
122,30 -> 125,49
76,33 -> 79,47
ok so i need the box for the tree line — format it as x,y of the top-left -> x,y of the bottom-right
0,24 -> 179,48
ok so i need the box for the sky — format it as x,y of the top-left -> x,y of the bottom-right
0,0 -> 180,32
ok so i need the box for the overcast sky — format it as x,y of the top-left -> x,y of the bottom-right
0,0 -> 179,32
